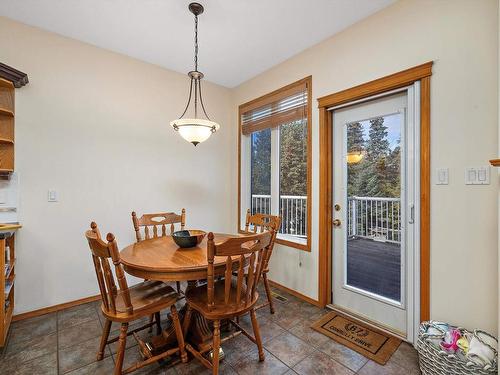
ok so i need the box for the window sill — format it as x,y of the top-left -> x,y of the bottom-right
239,229 -> 310,251
275,236 -> 310,252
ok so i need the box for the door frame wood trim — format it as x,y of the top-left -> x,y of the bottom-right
317,62 -> 432,323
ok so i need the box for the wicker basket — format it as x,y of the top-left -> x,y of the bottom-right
417,321 -> 497,375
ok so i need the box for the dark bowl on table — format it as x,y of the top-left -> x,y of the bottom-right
172,230 -> 206,248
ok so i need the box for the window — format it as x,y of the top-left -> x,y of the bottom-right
239,77 -> 311,251
251,128 -> 271,214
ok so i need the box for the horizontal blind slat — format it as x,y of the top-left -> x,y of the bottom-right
241,106 -> 307,135
241,86 -> 308,135
240,82 -> 307,114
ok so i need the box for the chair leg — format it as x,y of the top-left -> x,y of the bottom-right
170,305 -> 188,363
176,281 -> 181,294
182,305 -> 193,337
250,309 -> 265,362
114,322 -> 129,375
212,320 -> 221,375
262,272 -> 275,314
154,312 -> 162,335
97,318 -> 112,361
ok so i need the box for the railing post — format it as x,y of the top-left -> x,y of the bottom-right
351,198 -> 357,237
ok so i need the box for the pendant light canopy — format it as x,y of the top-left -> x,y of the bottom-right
170,2 -> 220,146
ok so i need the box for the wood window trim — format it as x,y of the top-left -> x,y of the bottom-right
238,76 -> 312,252
317,62 -> 432,322
240,81 -> 308,116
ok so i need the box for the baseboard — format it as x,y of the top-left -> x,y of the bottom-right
12,280 -> 320,322
268,279 -> 321,307
12,294 -> 101,322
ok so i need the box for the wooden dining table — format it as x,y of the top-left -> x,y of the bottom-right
120,232 -> 249,354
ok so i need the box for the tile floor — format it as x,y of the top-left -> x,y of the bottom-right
0,285 -> 422,374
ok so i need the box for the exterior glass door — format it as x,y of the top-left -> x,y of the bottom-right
331,91 -> 414,337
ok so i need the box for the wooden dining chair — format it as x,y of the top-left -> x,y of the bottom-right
183,230 -> 273,375
132,209 -> 186,294
85,222 -> 187,375
243,209 -> 281,314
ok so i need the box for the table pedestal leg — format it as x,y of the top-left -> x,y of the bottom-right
151,281 -> 215,353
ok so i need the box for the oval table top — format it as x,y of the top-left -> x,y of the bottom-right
120,233 -> 247,282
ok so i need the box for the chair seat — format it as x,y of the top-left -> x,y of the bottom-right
186,279 -> 259,319
102,280 -> 178,321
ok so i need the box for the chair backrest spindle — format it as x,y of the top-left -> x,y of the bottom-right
132,209 -> 186,242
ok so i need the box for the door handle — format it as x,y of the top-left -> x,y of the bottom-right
332,219 -> 342,227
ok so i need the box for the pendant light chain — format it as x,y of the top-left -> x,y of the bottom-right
194,13 -> 199,72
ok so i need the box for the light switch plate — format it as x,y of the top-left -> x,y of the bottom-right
477,167 -> 490,184
436,168 -> 449,185
465,168 -> 477,185
48,190 -> 58,202
465,167 -> 490,185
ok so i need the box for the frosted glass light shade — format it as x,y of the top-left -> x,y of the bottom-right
170,118 -> 220,146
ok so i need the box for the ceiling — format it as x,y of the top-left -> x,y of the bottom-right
0,0 -> 396,87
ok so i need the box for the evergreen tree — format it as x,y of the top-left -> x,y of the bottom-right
346,122 -> 365,196
280,120 -> 307,196
366,117 -> 390,161
385,141 -> 401,197
354,117 -> 393,197
251,128 -> 271,195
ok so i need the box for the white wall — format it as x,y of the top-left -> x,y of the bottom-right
0,16 -> 234,314
233,0 -> 499,334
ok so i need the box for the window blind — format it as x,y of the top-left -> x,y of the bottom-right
241,82 -> 308,135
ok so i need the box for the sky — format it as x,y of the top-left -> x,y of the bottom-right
358,113 -> 401,151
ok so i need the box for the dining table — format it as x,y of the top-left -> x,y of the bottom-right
120,232 -> 249,356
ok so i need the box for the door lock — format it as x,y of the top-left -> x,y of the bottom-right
334,204 -> 341,211
332,219 -> 342,227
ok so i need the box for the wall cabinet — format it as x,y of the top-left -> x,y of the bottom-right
0,78 -> 14,174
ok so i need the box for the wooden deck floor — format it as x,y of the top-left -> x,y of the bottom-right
346,237 -> 401,301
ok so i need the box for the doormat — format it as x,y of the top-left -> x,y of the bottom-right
311,311 -> 401,365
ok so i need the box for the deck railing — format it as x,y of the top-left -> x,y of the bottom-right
251,194 -> 400,243
348,196 -> 401,244
251,194 -> 307,237
251,194 -> 272,215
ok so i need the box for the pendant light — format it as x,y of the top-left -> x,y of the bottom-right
170,2 -> 220,146
347,150 -> 366,164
